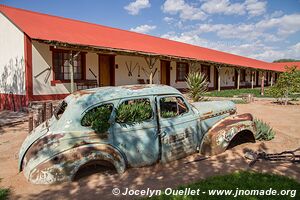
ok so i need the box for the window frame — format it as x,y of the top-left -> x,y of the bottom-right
158,95 -> 190,119
176,62 -> 189,82
50,47 -> 86,85
115,97 -> 154,125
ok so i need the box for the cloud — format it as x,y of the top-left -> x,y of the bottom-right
245,0 -> 267,17
162,0 -> 207,20
130,24 -> 156,33
252,42 -> 300,61
256,14 -> 300,36
163,16 -> 175,23
124,0 -> 151,15
201,0 -> 245,15
200,0 -> 266,17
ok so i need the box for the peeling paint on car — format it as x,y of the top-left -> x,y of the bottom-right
19,85 -> 256,184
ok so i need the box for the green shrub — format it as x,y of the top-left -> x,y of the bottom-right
231,99 -> 248,104
81,104 -> 112,134
116,100 -> 152,124
161,111 -> 177,118
186,71 -> 208,102
267,66 -> 300,105
0,188 -> 9,200
254,118 -> 275,141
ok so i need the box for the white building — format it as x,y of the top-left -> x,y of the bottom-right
0,5 -> 292,110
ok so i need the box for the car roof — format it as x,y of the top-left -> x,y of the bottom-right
65,84 -> 182,108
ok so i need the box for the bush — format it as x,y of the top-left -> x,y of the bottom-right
81,104 -> 112,134
186,71 -> 209,102
254,118 -> 275,141
0,189 -> 9,200
116,100 -> 152,124
267,66 -> 300,105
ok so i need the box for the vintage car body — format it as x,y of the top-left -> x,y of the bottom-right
19,85 -> 256,184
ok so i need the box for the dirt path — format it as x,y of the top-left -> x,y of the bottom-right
0,101 -> 299,200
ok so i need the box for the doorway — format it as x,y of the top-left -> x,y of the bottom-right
98,54 -> 115,86
160,60 -> 170,85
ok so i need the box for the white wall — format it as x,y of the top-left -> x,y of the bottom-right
32,41 -> 69,95
219,67 -> 235,87
115,55 -> 160,86
32,41 -> 99,95
86,53 -> 98,84
0,13 -> 25,95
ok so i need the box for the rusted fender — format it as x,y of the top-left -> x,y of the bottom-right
22,143 -> 126,184
200,113 -> 256,156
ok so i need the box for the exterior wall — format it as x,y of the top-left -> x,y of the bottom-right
115,55 -> 160,86
0,13 -> 26,110
85,53 -> 98,84
32,41 -> 99,96
170,61 -> 187,88
219,67 -> 235,87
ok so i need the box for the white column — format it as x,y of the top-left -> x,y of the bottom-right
261,72 -> 265,96
217,66 -> 221,91
237,69 -> 240,90
251,71 -> 254,89
69,51 -> 74,93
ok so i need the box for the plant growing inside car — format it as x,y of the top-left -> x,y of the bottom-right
116,100 -> 152,124
186,71 -> 209,102
81,104 -> 112,133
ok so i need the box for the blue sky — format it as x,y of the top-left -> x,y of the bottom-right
2,0 -> 300,62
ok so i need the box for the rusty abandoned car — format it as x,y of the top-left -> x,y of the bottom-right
19,85 -> 256,184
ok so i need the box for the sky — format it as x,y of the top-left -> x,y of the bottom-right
1,0 -> 300,62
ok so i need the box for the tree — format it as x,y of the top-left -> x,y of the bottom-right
267,66 -> 300,105
273,59 -> 300,63
186,71 -> 209,102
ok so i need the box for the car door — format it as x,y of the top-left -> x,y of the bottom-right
112,96 -> 159,167
157,95 -> 199,163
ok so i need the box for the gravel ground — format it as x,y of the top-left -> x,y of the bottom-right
0,100 -> 299,200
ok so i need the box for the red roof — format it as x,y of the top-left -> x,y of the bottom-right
0,5 -> 286,72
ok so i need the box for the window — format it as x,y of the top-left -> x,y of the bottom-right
52,50 -> 85,81
201,65 -> 210,82
116,98 -> 153,124
81,104 -> 113,133
160,96 -> 188,118
240,69 -> 246,82
176,62 -> 189,81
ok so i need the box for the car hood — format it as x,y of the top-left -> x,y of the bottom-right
191,100 -> 236,119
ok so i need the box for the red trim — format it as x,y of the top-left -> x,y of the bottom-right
24,34 -> 33,104
31,94 -> 69,101
0,93 -> 27,111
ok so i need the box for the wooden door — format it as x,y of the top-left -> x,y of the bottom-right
99,55 -> 114,86
160,60 -> 170,85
